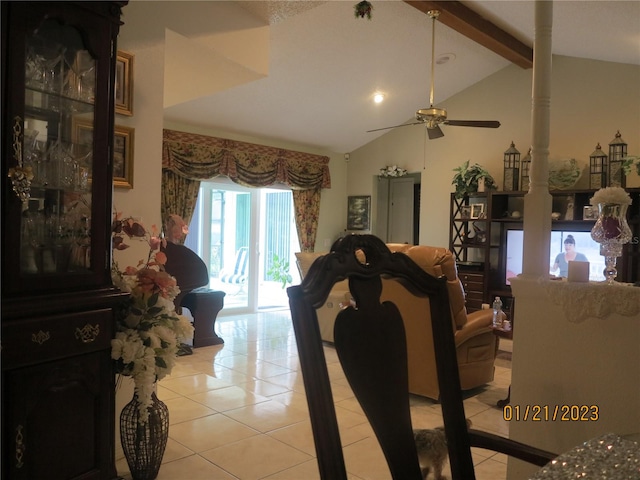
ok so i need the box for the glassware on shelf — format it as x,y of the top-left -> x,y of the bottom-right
25,46 -> 46,89
71,215 -> 91,269
23,128 -> 51,187
69,143 -> 92,191
46,139 -> 70,188
66,50 -> 95,103
25,42 -> 68,96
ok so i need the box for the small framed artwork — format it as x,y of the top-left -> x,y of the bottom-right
470,203 -> 485,220
113,125 -> 135,189
115,50 -> 134,116
347,195 -> 371,230
583,205 -> 598,220
73,119 -> 134,188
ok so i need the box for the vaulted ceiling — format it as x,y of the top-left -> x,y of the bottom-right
121,1 -> 640,153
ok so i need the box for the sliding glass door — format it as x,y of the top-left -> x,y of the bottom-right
187,179 -> 300,313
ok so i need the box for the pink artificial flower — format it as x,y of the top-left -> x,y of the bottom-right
154,251 -> 167,265
149,236 -> 161,251
136,268 -> 176,298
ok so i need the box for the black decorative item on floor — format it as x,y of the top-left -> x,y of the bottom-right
120,391 -> 169,480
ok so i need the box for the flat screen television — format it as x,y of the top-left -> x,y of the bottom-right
504,228 -> 606,285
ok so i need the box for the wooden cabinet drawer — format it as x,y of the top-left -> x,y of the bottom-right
459,272 -> 484,283
465,290 -> 484,303
459,272 -> 484,295
461,279 -> 484,293
2,309 -> 113,369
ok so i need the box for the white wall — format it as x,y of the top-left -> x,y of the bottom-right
115,21 -> 347,270
111,40 -> 166,269
348,56 -> 640,248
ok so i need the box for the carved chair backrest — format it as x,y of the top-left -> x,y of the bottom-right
286,234 -> 475,480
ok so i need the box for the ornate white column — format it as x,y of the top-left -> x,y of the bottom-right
522,1 -> 553,278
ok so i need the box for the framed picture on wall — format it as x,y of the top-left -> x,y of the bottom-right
115,50 -> 134,116
347,195 -> 371,230
73,119 -> 134,188
113,125 -> 135,188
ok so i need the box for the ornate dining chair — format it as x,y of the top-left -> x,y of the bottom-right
287,234 -> 557,480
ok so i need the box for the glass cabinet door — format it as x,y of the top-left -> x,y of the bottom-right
3,3 -> 116,296
21,20 -> 95,275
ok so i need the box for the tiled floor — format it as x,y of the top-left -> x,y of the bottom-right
116,310 -> 513,480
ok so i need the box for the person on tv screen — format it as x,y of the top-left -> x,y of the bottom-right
551,234 -> 588,277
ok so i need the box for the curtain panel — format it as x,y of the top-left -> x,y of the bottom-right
161,129 -> 331,252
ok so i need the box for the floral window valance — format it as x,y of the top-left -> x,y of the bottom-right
162,129 -> 331,190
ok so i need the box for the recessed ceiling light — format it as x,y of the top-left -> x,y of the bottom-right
373,93 -> 385,103
436,53 -> 456,65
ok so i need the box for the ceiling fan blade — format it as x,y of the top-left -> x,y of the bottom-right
444,120 -> 501,128
366,121 -> 424,133
427,125 -> 444,139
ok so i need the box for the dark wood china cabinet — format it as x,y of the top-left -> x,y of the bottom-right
1,2 -> 128,479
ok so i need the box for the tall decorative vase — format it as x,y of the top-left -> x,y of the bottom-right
120,390 -> 169,480
477,177 -> 486,193
590,203 -> 632,284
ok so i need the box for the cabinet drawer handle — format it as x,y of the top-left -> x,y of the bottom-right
15,424 -> 25,468
75,323 -> 100,343
31,330 -> 50,345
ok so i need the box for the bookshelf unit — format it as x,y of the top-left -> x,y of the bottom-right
450,189 -> 640,315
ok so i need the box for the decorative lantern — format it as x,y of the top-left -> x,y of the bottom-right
589,143 -> 608,189
608,131 -> 627,187
520,147 -> 532,191
503,141 -> 520,191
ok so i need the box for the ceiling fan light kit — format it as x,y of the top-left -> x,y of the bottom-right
367,9 -> 501,139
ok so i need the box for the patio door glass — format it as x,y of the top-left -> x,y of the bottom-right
187,179 -> 300,314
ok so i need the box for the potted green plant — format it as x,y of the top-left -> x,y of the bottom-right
267,253 -> 293,289
621,155 -> 640,175
452,160 -> 496,199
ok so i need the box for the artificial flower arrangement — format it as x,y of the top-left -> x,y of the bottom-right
589,186 -> 632,206
111,213 -> 194,423
379,165 -> 408,178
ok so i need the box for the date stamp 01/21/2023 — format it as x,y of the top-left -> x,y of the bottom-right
503,405 -> 600,422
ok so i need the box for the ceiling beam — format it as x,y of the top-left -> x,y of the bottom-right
403,0 -> 533,69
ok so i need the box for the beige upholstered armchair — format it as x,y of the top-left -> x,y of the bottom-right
295,243 -> 498,400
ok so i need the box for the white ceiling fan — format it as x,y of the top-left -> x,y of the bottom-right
368,10 -> 501,139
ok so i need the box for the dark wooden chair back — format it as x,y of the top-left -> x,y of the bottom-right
287,234 -> 556,480
162,241 -> 209,310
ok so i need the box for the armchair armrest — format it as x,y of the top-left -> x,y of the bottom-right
454,309 -> 494,347
468,429 -> 557,466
